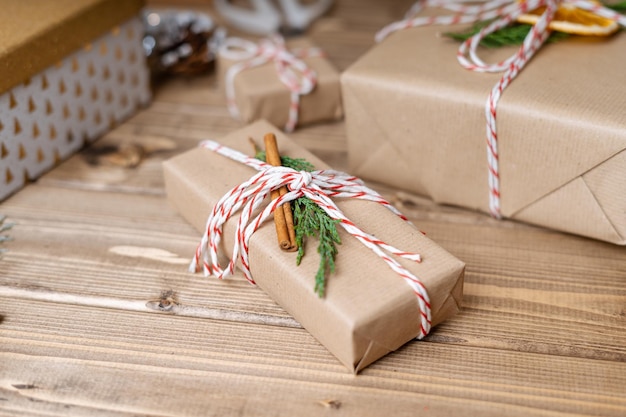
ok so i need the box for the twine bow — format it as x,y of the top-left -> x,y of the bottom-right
190,140 -> 433,338
376,0 -> 626,218
220,35 -> 324,132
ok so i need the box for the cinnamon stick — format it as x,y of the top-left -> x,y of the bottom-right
264,133 -> 298,252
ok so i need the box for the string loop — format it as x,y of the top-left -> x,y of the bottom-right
220,34 -> 324,132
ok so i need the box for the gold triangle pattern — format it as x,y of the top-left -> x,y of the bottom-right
50,125 -> 57,140
5,168 -> 13,184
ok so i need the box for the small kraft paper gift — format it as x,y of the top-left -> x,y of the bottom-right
341,0 -> 626,244
217,35 -> 343,132
163,120 -> 464,372
0,0 -> 151,201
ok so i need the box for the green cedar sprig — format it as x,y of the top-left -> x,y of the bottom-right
444,21 -> 569,47
255,151 -> 340,298
444,2 -> 626,48
255,151 -> 315,172
292,197 -> 341,298
610,1 -> 626,13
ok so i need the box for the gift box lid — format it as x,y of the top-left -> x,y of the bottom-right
0,0 -> 144,93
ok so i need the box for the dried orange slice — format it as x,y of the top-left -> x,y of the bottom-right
517,1 -> 619,36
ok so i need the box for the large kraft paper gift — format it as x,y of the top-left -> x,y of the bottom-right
163,120 -> 464,372
217,36 -> 343,132
341,7 -> 626,245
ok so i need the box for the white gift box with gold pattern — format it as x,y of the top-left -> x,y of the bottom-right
0,0 -> 150,200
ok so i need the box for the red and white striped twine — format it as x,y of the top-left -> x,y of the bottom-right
376,0 -> 626,218
190,140 -> 433,338
220,34 -> 324,133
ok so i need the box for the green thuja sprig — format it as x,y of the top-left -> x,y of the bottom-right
611,1 -> 626,13
255,151 -> 340,298
255,151 -> 315,172
445,2 -> 625,47
293,197 -> 341,298
444,20 -> 569,48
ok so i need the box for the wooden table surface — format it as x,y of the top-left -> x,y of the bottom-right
1,1 -> 625,416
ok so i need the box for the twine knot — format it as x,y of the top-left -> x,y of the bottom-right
220,34 -> 324,132
288,170 -> 313,191
190,140 -> 433,339
376,0 -> 626,218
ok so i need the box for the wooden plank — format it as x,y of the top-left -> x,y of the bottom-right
2,297 -> 625,417
1,185 -> 624,364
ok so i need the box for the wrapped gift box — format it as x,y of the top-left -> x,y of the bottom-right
163,120 -> 464,372
341,23 -> 626,245
0,0 -> 151,200
217,37 -> 343,131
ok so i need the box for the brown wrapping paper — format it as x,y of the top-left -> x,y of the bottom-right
341,23 -> 626,245
217,38 -> 343,129
0,0 -> 144,93
163,120 -> 464,372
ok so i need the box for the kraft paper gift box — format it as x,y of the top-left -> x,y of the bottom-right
163,120 -> 464,372
0,0 -> 151,201
217,37 -> 343,131
341,18 -> 626,245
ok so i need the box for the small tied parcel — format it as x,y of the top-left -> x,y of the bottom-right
163,120 -> 464,372
217,35 -> 343,132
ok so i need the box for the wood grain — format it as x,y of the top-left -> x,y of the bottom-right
2,298 -> 625,417
1,0 -> 625,416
